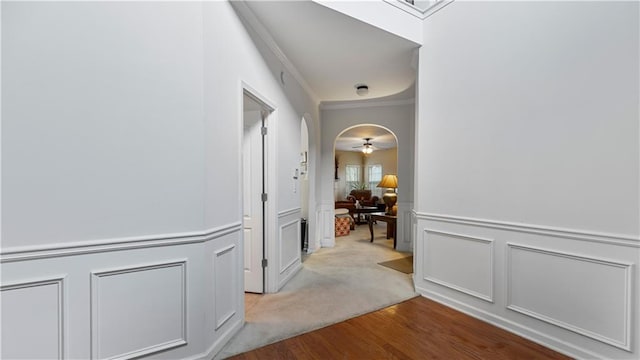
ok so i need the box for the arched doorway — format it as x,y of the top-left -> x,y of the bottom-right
333,125 -> 400,251
334,125 -> 398,205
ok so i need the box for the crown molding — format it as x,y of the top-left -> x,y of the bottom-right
231,1 -> 320,106
320,98 -> 415,111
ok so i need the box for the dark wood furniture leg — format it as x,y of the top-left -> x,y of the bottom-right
369,214 -> 397,249
384,219 -> 396,249
368,215 -> 375,243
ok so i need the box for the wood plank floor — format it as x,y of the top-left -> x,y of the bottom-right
228,296 -> 571,360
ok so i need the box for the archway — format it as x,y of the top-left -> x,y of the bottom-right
318,100 -> 415,252
334,125 -> 398,202
333,125 -> 399,242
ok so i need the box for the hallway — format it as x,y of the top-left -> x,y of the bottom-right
217,222 -> 416,358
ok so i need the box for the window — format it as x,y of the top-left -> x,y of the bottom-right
367,164 -> 383,198
345,165 -> 361,197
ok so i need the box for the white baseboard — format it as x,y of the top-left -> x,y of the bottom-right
415,286 -> 602,360
278,261 -> 302,292
185,319 -> 244,360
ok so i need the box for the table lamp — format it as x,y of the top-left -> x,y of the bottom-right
377,174 -> 398,215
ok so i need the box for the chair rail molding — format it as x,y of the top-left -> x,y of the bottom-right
1,222 -> 243,263
277,207 -> 302,218
415,212 -> 640,247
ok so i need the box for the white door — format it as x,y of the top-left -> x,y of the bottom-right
243,104 -> 265,293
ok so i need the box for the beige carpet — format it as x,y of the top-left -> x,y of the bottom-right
215,223 -> 417,359
378,256 -> 414,274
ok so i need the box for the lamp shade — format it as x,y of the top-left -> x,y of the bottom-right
377,174 -> 398,189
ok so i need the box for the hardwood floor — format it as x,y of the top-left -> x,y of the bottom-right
229,296 -> 571,360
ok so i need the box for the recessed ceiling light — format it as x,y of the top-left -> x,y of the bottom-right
355,84 -> 369,96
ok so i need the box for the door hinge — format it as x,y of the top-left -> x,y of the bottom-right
261,127 -> 268,136
261,259 -> 268,268
261,193 -> 268,202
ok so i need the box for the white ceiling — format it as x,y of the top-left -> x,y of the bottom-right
245,1 -> 419,102
335,126 -> 397,152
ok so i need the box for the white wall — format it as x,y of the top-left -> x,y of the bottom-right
414,2 -> 639,359
321,102 -> 415,251
1,2 -> 318,358
2,2 -> 206,248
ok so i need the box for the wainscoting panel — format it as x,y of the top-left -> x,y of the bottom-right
275,209 -> 302,291
1,277 -> 65,360
415,213 -> 639,359
320,204 -> 335,248
395,202 -> 414,252
90,261 -> 187,360
279,219 -> 300,274
1,223 -> 244,360
507,244 -> 632,350
243,228 -> 254,273
214,244 -> 237,330
423,229 -> 494,302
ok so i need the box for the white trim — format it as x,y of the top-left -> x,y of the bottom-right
278,262 -> 302,291
423,229 -> 494,303
90,260 -> 188,360
214,244 -> 236,257
506,243 -> 633,351
277,207 -> 302,218
1,276 -> 66,360
1,223 -> 242,263
320,98 -> 415,111
383,0 -> 455,20
182,319 -> 243,360
278,219 -> 301,274
415,288 -> 600,360
415,212 -> 640,247
231,1 -> 319,105
213,244 -> 237,330
320,207 -> 336,248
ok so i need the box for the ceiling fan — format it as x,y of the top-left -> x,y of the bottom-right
352,137 -> 375,154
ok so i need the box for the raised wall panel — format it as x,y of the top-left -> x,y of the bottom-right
423,229 -> 494,302
403,210 -> 412,244
90,261 -> 187,360
243,229 -> 253,272
321,207 -> 335,247
507,244 -> 632,350
214,244 -> 237,330
279,219 -> 300,274
1,277 -> 65,359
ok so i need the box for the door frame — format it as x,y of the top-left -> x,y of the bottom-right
240,82 -> 277,293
